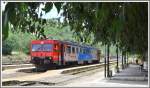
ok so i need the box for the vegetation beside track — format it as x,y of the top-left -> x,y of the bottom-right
2,52 -> 30,65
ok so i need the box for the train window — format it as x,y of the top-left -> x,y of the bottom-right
76,47 -> 78,53
91,50 -> 94,54
72,47 -> 75,53
82,49 -> 84,53
92,50 -> 94,54
89,49 -> 91,54
85,49 -> 87,54
80,48 -> 83,53
83,49 -> 85,54
32,44 -> 52,51
87,49 -> 89,54
83,48 -> 85,54
93,50 -> 96,54
79,48 -> 82,53
82,48 -> 84,54
78,48 -> 80,53
66,46 -> 71,53
88,49 -> 91,54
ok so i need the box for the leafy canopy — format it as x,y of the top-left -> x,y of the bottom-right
2,2 -> 148,58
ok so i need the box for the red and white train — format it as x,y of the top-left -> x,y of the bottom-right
30,39 -> 101,69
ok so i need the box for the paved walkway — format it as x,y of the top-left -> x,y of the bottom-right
111,64 -> 148,81
59,64 -> 148,87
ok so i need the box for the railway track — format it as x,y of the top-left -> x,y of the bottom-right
61,61 -> 116,75
2,59 -> 117,71
2,60 -> 118,86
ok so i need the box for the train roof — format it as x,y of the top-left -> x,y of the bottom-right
31,39 -> 98,50
60,40 -> 98,50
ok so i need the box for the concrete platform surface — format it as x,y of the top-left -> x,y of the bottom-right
57,64 -> 148,87
111,64 -> 148,81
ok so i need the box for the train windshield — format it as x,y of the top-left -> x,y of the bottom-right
32,44 -> 53,52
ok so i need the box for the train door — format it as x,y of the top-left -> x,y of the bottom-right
76,47 -> 79,62
60,43 -> 64,65
64,45 -> 78,62
64,45 -> 71,62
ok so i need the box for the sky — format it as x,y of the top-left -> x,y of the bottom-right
1,2 -> 64,22
37,3 -> 59,19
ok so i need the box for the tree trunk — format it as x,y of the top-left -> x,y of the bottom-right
107,44 -> 110,77
122,51 -> 124,69
124,51 -> 127,68
127,53 -> 128,66
124,52 -> 126,68
116,45 -> 119,72
104,44 -> 107,78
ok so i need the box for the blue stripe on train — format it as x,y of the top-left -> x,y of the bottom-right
77,53 -> 93,61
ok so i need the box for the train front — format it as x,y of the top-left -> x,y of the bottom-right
30,40 -> 60,69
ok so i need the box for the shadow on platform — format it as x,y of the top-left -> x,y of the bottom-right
109,64 -> 148,81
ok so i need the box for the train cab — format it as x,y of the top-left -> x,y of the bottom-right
30,40 -> 62,68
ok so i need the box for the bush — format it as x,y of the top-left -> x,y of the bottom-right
22,43 -> 30,54
2,31 -> 19,55
20,32 -> 34,54
2,31 -> 36,55
2,37 -> 17,55
2,41 -> 13,55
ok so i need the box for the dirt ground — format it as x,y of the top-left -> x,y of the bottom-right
2,53 -> 30,65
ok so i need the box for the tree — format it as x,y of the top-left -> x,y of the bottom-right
2,2 -> 47,40
118,3 -> 148,60
61,2 -> 148,60
2,2 -> 148,60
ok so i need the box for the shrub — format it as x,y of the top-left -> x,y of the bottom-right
2,30 -> 36,55
2,41 -> 13,55
2,37 -> 17,55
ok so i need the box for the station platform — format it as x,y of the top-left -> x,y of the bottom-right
60,64 -> 148,87
111,64 -> 148,81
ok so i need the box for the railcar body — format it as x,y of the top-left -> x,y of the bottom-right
30,39 -> 100,69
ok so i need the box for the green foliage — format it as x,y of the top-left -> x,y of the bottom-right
2,29 -> 36,55
2,10 -> 9,40
16,32 -> 36,54
42,2 -> 53,13
119,3 -> 148,55
2,37 -> 16,55
44,20 -> 76,41
2,2 -> 47,40
61,2 -> 148,58
2,19 -> 76,55
94,43 -> 118,56
2,2 -> 148,60
2,30 -> 20,55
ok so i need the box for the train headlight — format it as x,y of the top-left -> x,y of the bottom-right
41,41 -> 44,44
49,57 -> 52,60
